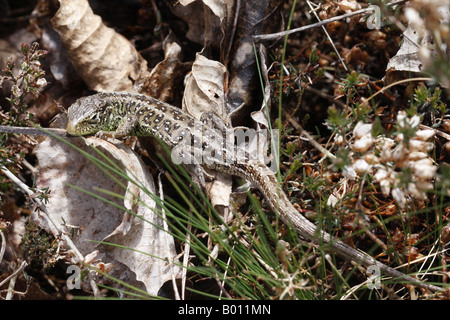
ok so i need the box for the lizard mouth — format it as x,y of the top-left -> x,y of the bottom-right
65,121 -> 78,136
66,122 -> 95,136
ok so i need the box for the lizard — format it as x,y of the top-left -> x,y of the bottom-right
66,91 -> 444,293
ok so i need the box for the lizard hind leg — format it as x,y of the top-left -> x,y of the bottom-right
171,143 -> 215,190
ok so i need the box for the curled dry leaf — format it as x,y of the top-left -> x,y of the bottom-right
183,53 -> 227,121
182,53 -> 232,215
142,37 -> 192,104
33,128 -> 180,295
170,0 -> 282,116
225,0 -> 283,112
384,2 -> 449,86
51,0 -> 150,92
383,24 -> 431,85
166,0 -> 210,46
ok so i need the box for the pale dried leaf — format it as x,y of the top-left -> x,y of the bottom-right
182,53 -> 232,213
33,132 -> 180,295
183,53 -> 227,121
51,0 -> 150,92
384,4 -> 449,85
205,171 -> 233,216
202,0 -> 227,21
384,25 -> 427,84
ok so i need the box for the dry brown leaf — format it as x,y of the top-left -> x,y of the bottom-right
167,0 -> 233,51
183,52 -> 228,122
51,0 -> 150,92
33,126 -> 180,295
225,0 -> 283,112
182,52 -> 232,215
166,0 -> 210,46
383,25 -> 430,84
142,37 -> 191,104
384,3 -> 449,86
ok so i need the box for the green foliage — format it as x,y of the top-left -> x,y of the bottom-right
325,106 -> 351,136
411,84 -> 448,127
0,42 -> 47,175
21,220 -> 58,269
337,71 -> 364,105
0,42 -> 47,124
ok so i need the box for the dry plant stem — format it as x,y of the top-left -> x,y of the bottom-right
0,230 -> 5,264
254,0 -> 409,41
282,109 -> 336,160
306,0 -> 347,71
0,165 -> 101,296
0,241 -> 21,289
0,125 -> 70,137
181,215 -> 192,300
365,77 -> 434,103
419,124 -> 450,141
0,260 -> 27,299
157,174 -> 181,300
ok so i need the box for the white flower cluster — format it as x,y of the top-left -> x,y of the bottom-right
345,111 -> 437,208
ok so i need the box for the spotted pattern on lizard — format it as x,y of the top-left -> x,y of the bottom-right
66,91 -> 443,292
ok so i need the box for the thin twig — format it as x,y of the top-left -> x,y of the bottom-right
253,0 -> 410,42
0,230 -> 5,264
0,261 -> 27,293
282,109 -> 336,160
0,125 -> 70,137
254,7 -> 376,42
306,0 -> 347,71
157,173 -> 181,301
0,165 -> 102,296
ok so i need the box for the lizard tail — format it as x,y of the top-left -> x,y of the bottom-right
224,161 -> 443,292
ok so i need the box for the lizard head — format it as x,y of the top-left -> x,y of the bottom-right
66,94 -> 116,136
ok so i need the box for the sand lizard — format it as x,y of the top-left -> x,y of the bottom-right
66,91 -> 443,292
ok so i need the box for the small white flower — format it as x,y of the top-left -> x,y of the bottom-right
353,134 -> 374,153
392,187 -> 407,208
375,136 -> 395,148
409,115 -> 421,128
407,182 -> 431,200
412,158 -> 437,180
363,152 -> 379,165
36,77 -> 47,88
327,194 -> 339,207
339,0 -> 361,11
408,139 -> 434,152
379,178 -> 391,196
396,111 -> 407,126
392,143 -> 407,163
379,148 -> 391,162
353,159 -> 372,173
408,151 -> 428,161
343,165 -> 357,180
415,129 -> 435,141
335,134 -> 344,145
373,167 -> 388,182
353,121 -> 373,139
396,111 -> 421,129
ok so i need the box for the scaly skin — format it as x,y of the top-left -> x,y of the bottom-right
66,91 -> 443,292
